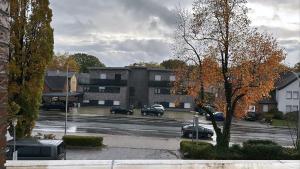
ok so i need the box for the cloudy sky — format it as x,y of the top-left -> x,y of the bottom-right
49,0 -> 300,67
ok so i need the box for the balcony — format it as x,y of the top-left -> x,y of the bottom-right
88,79 -> 127,86
148,81 -> 173,87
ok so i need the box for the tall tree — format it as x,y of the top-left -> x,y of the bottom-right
129,61 -> 162,68
48,54 -> 80,72
9,0 -> 54,138
160,59 -> 187,69
175,0 -> 285,150
70,53 -> 105,73
294,62 -> 300,72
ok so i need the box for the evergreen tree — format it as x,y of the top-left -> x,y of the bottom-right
9,0 -> 54,138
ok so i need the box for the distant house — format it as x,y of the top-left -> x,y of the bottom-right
276,72 -> 300,114
43,70 -> 82,105
250,72 -> 300,115
44,70 -> 77,93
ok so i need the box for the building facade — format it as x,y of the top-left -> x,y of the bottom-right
276,73 -> 300,114
0,0 -> 9,167
79,67 -> 194,110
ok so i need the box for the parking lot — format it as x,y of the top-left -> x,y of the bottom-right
32,107 -> 296,159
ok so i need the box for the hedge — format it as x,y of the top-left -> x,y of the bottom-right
243,140 -> 283,160
180,141 -> 214,159
180,140 -> 300,160
63,135 -> 103,147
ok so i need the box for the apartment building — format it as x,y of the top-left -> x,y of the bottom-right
78,67 -> 194,110
79,67 -> 130,108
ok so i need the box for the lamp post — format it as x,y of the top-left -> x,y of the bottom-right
65,64 -> 69,135
12,118 -> 18,160
193,112 -> 199,141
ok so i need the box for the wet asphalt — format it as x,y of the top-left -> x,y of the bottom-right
34,107 -> 296,146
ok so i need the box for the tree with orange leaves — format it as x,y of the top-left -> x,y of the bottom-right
174,0 -> 285,150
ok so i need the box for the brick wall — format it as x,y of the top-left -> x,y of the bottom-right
0,0 -> 9,168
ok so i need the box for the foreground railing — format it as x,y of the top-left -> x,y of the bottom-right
5,160 -> 300,169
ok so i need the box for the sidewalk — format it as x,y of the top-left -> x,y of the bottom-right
33,131 -> 181,151
6,160 -> 300,169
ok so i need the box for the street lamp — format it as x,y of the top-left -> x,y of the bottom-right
12,118 -> 18,160
193,112 -> 199,141
65,64 -> 69,136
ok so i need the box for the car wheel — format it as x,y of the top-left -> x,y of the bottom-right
158,113 -> 161,117
188,133 -> 193,139
127,111 -> 130,115
111,111 -> 115,114
143,112 -> 147,116
207,134 -> 212,138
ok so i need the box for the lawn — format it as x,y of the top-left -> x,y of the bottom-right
272,119 -> 297,128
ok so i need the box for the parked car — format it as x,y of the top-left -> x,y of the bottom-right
141,107 -> 164,116
150,104 -> 165,111
110,106 -> 133,115
42,101 -> 72,111
181,124 -> 214,139
6,139 -> 65,160
194,105 -> 215,115
205,112 -> 225,121
244,111 -> 257,121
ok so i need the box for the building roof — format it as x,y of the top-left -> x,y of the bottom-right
46,70 -> 76,78
88,67 -> 130,71
276,72 -> 300,90
44,76 -> 66,91
88,66 -> 174,72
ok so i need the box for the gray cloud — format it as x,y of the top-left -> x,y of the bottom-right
50,0 -> 300,67
257,26 -> 300,39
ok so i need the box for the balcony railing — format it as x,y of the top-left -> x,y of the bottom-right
80,79 -> 127,86
148,81 -> 173,87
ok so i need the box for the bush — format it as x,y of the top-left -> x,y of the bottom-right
281,148 -> 300,160
216,144 -> 244,160
243,140 -> 283,160
180,141 -> 214,159
285,111 -> 298,121
63,135 -> 103,147
267,108 -> 284,120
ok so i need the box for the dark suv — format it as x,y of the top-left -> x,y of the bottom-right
141,107 -> 164,116
110,106 -> 134,115
6,139 -> 65,160
181,124 -> 214,139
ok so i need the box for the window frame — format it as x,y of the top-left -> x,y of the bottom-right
154,75 -> 162,81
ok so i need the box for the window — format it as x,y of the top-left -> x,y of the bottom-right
98,100 -> 105,105
154,88 -> 161,94
286,91 -> 292,99
83,100 -> 90,103
83,86 -> 89,92
263,105 -> 269,112
184,103 -> 191,109
51,97 -> 59,102
155,75 -> 161,81
293,91 -> 299,99
286,105 -> 292,113
292,105 -> 299,112
170,75 -> 176,81
129,87 -> 135,96
113,101 -> 120,106
100,73 -> 106,79
115,74 -> 121,81
99,86 -> 106,93
169,103 -> 175,108
248,105 -> 256,112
